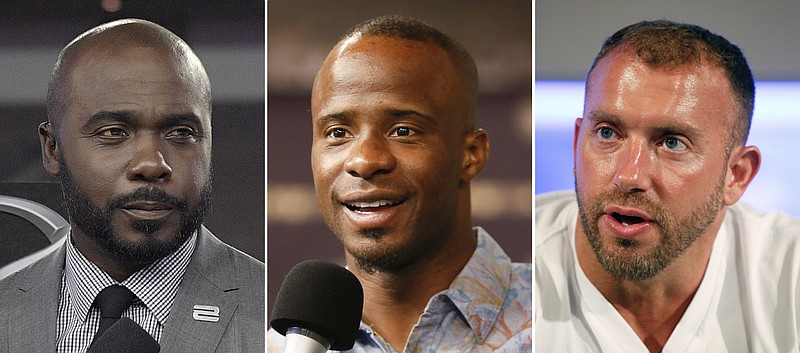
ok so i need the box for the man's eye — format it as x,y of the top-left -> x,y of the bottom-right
663,136 -> 688,151
97,127 -> 128,138
597,127 -> 616,140
329,128 -> 348,138
167,128 -> 195,138
391,126 -> 416,137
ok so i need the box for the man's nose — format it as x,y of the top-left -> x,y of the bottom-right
126,134 -> 173,182
343,134 -> 395,180
613,139 -> 651,193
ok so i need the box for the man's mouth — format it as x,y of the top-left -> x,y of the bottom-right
122,201 -> 174,210
600,205 -> 655,239
337,189 -> 409,228
611,212 -> 647,226
342,199 -> 404,213
120,201 -> 175,220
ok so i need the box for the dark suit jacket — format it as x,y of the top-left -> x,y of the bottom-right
0,226 -> 265,352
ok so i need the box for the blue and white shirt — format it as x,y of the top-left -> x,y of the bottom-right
268,227 -> 532,353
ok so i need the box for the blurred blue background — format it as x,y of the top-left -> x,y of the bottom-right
536,0 -> 800,218
536,81 -> 800,218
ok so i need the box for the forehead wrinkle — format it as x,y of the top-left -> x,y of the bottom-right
82,111 -> 137,129
82,109 -> 202,126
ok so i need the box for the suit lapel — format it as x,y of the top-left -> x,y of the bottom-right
7,244 -> 65,352
159,227 -> 241,352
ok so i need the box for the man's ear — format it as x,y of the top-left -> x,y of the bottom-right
572,117 -> 584,176
573,118 -> 583,160
722,145 -> 761,205
460,128 -> 489,182
38,122 -> 60,177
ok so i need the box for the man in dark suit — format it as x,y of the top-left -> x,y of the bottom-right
0,19 -> 264,352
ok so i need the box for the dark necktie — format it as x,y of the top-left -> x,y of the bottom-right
88,285 -> 160,352
92,285 -> 136,343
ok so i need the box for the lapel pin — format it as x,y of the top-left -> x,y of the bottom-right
193,305 -> 220,322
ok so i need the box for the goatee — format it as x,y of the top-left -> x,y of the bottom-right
59,160 -> 211,264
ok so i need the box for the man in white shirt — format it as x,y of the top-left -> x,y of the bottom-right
536,20 -> 800,352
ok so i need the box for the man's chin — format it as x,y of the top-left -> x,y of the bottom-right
87,222 -> 194,264
590,231 -> 672,281
342,239 -> 406,275
109,233 -> 191,263
350,251 -> 402,275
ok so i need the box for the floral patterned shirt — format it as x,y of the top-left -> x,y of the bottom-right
268,227 -> 532,353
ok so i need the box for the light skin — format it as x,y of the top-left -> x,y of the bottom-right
311,35 -> 488,351
38,23 -> 212,282
573,49 -> 760,352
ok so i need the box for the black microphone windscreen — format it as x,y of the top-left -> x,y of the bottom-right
270,260 -> 364,350
87,317 -> 160,353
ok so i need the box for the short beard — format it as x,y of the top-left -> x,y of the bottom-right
576,176 -> 724,281
348,228 -> 401,275
59,161 -> 211,264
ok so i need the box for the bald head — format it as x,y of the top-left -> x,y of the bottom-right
47,19 -> 211,131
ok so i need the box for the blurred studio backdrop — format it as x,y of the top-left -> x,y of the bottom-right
536,0 -> 800,218
0,1 -> 265,262
267,1 -> 532,311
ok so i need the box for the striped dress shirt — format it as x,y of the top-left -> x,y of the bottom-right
55,233 -> 197,353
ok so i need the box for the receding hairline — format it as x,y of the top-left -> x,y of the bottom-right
316,15 -> 479,129
47,18 -> 211,130
584,20 -> 755,146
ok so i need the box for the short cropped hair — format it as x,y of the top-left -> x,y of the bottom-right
342,15 -> 479,128
587,20 -> 755,145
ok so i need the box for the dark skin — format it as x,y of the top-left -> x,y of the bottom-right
311,35 -> 489,351
38,21 -> 212,282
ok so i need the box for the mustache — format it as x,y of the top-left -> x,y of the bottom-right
332,178 -> 409,194
107,187 -> 187,211
585,189 -> 665,224
602,190 -> 656,209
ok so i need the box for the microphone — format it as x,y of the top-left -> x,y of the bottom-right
270,260 -> 364,353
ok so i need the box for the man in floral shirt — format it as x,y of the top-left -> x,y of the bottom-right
269,15 -> 531,353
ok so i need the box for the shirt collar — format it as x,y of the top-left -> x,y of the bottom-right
440,226 -> 511,343
353,227 -> 513,346
64,231 -> 197,326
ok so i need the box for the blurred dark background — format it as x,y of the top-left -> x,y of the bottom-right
0,1 -> 265,261
268,1 -> 532,312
